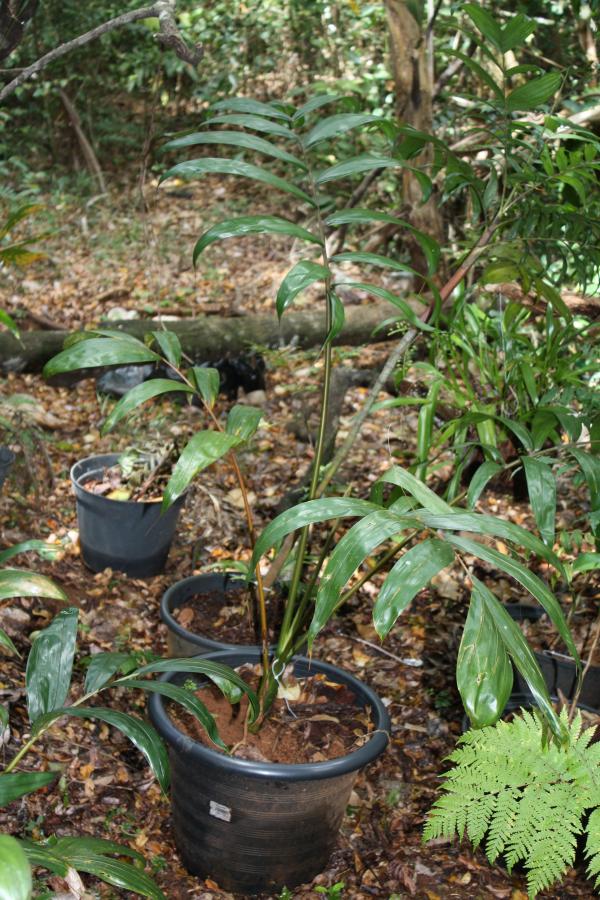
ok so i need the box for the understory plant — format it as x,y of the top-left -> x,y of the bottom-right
37,6 -> 600,895
0,580 -> 258,898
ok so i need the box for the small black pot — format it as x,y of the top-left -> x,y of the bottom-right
0,447 -> 15,490
148,649 -> 390,895
504,603 -> 545,623
161,572 -> 275,656
71,453 -> 186,578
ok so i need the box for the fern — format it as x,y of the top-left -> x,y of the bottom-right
424,709 -> 600,897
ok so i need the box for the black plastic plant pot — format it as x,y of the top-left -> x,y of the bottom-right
148,649 -> 390,895
161,572 -> 270,656
513,649 -> 600,712
0,447 -> 15,490
71,453 -> 186,578
504,603 -> 545,623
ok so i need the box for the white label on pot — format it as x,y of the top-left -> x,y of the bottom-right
209,800 -> 232,822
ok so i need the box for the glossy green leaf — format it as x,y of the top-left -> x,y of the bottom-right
374,539 -> 455,639
316,154 -> 401,184
201,113 -> 296,139
413,510 -> 564,574
152,331 -> 181,368
376,466 -> 453,514
448,535 -> 578,664
467,461 -> 503,508
190,366 -> 220,408
506,73 -> 562,112
471,577 -> 563,740
464,3 -> 503,48
193,215 -> 321,263
0,835 -> 31,900
16,841 -> 68,878
43,336 -> 158,378
522,457 -> 556,546
162,130 -> 306,169
26,607 -> 78,724
415,381 -> 442,481
0,540 -> 64,566
293,93 -> 344,120
32,707 -> 170,793
125,680 -> 227,751
572,552 -> 600,574
334,281 -> 433,331
51,836 -> 144,863
160,159 -> 314,205
304,114 -> 382,148
102,379 -> 193,434
226,405 -> 262,441
448,50 -> 503,98
457,585 -> 513,727
331,251 -> 441,304
309,510 -> 412,644
211,97 -> 291,120
84,651 -> 140,694
569,447 -> 600,529
0,569 -> 66,602
276,259 -> 329,318
251,498 -> 380,566
129,658 -> 259,719
0,772 -> 56,807
325,208 -> 441,274
324,292 -> 345,345
0,627 -> 19,657
162,431 -> 239,510
499,13 -> 536,51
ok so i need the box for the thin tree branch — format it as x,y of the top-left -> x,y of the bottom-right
0,0 -> 201,104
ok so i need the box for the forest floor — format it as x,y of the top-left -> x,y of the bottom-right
0,177 -> 597,899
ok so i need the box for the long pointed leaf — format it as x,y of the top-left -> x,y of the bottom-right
193,215 -> 321,263
293,93 -> 345,120
457,586 -> 513,727
162,431 -> 239,510
467,461 -> 503,509
0,771 -> 57,807
448,535 -> 578,664
211,98 -> 291,120
0,569 -> 66,602
201,113 -> 296,139
125,679 -> 226,750
309,510 -> 412,644
251,498 -> 380,565
522,456 -> 556,546
43,337 -> 158,378
102,379 -> 194,434
0,627 -> 20,657
276,259 -> 329,318
334,281 -> 433,331
163,130 -> 307,169
26,607 -> 78,723
84,651 -> 140,694
332,251 -> 441,304
226,405 -> 262,441
0,835 -> 31,900
304,114 -> 382,148
316,154 -> 402,184
472,577 -> 563,740
373,539 -> 455,639
128,658 -> 260,721
376,466 -> 453,514
160,159 -> 314,205
31,707 -> 170,793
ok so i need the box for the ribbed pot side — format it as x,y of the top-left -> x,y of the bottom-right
148,651 -> 390,895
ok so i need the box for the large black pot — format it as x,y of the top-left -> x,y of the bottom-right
148,649 -> 390,895
161,572 -> 276,656
0,447 -> 15,490
71,453 -> 186,578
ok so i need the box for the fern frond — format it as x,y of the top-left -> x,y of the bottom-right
424,708 -> 600,898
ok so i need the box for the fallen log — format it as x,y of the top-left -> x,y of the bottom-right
0,302 -> 399,374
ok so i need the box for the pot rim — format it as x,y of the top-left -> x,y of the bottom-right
161,572 -> 268,653
71,452 -> 186,509
148,649 -> 390,781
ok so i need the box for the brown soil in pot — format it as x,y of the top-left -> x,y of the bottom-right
172,583 -> 284,645
169,664 -> 376,764
83,464 -> 169,502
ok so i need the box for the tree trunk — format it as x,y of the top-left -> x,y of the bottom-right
0,302 -> 400,374
384,0 -> 444,276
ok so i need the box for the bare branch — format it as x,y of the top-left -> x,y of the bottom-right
0,0 -> 201,104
